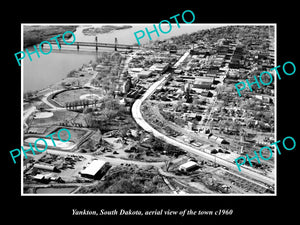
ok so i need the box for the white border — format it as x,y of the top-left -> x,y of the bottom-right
21,23 -> 277,196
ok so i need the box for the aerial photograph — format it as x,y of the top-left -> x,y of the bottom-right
22,24 -> 275,195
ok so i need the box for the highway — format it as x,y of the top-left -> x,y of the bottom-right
131,51 -> 275,187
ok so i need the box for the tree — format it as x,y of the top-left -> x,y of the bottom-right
152,138 -> 164,152
105,178 -> 143,193
83,107 -> 93,114
93,99 -> 98,107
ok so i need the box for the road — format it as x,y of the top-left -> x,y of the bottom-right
40,89 -> 65,110
131,51 -> 275,187
46,149 -> 165,167
23,105 -> 37,128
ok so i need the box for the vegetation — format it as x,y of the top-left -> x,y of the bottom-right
23,25 -> 77,48
67,69 -> 77,78
82,25 -> 132,36
77,165 -> 170,194
65,99 -> 98,111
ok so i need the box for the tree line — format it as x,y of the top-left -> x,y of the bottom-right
65,99 -> 100,110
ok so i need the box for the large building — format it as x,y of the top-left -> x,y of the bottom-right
178,161 -> 199,172
80,160 -> 110,179
149,63 -> 169,73
138,70 -> 153,79
33,164 -> 59,172
193,77 -> 214,89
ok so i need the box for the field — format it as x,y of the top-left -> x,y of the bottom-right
50,127 -> 89,143
53,88 -> 104,105
29,110 -> 80,126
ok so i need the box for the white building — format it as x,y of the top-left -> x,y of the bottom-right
178,161 -> 199,172
80,160 -> 109,179
149,63 -> 169,73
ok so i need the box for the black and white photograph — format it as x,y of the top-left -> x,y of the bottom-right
21,24 -> 276,195
3,3 -> 298,224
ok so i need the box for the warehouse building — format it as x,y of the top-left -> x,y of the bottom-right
149,63 -> 170,73
193,77 -> 214,89
33,164 -> 59,172
138,70 -> 153,79
178,161 -> 199,172
80,160 -> 110,179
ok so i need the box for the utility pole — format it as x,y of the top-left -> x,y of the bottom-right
115,37 -> 118,51
95,36 -> 98,51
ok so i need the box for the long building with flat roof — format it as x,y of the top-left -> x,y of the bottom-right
80,160 -> 109,179
193,77 -> 214,89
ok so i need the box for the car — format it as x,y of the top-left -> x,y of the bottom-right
191,142 -> 201,147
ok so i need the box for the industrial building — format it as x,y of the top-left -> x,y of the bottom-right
178,161 -> 199,172
193,77 -> 214,89
138,70 -> 153,79
149,63 -> 170,73
33,164 -> 59,172
80,160 -> 109,179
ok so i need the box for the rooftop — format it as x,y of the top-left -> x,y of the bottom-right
81,160 -> 107,176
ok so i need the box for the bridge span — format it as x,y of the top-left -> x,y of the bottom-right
45,40 -> 139,51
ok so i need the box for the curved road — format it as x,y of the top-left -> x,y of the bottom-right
131,52 -> 275,187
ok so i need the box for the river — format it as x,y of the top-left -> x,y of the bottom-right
23,24 -> 223,92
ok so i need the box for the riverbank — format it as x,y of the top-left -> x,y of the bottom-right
23,25 -> 78,48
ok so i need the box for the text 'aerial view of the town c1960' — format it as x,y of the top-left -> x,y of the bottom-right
22,24 -> 275,195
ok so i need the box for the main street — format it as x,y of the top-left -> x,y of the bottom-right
131,50 -> 275,187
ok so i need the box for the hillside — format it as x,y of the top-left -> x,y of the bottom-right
23,25 -> 77,48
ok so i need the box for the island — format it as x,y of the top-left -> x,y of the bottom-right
82,25 -> 133,36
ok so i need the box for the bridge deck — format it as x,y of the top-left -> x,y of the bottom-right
48,41 -> 139,49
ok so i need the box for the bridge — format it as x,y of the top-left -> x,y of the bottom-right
46,38 -> 139,51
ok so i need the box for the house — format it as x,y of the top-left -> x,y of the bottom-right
121,78 -> 132,94
32,174 -> 48,182
95,65 -> 110,72
216,137 -> 228,144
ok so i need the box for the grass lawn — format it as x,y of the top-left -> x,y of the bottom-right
51,127 -> 88,142
54,88 -> 103,105
30,110 -> 79,126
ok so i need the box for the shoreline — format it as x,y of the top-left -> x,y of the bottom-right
26,50 -> 130,101
82,25 -> 133,36
23,25 -> 78,48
